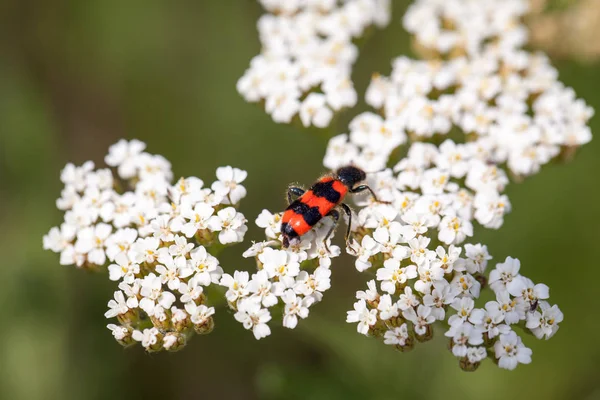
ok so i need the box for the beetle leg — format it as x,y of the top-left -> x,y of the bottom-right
322,209 -> 340,253
287,186 -> 306,205
339,203 -> 353,246
350,184 -> 390,204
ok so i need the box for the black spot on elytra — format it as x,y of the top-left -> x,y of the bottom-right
287,200 -> 310,214
311,180 -> 341,203
281,222 -> 298,237
302,206 -> 323,226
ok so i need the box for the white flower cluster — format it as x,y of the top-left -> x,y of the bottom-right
403,0 -> 529,56
322,0 -> 590,372
346,214 -> 562,370
220,209 -> 340,339
43,139 -> 249,352
325,0 -> 592,178
329,139 -> 511,236
237,0 -> 390,126
326,49 -> 593,177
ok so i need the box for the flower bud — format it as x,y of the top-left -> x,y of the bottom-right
163,332 -> 187,352
194,316 -> 215,335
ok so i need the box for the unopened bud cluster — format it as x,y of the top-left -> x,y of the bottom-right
43,140 -> 248,352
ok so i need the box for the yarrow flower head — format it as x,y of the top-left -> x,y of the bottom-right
403,0 -> 529,57
43,139 -> 248,352
317,0 -> 587,372
326,1 -> 593,178
237,0 -> 391,125
222,209 -> 340,339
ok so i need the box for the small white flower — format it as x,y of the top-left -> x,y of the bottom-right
242,240 -> 274,258
220,271 -> 250,303
247,270 -> 278,308
489,256 -> 526,296
59,245 -> 86,267
105,139 -> 146,179
105,228 -> 138,261
430,245 -> 462,274
397,286 -> 420,311
518,277 -> 550,307
407,236 -> 434,265
155,254 -> 190,292
43,224 -> 76,253
423,280 -> 457,320
150,215 -> 176,243
526,301 -> 563,339
100,192 -> 136,228
260,248 -> 300,288
294,267 -> 331,302
414,261 -> 444,294
130,237 -> 161,264
107,324 -> 130,341
282,290 -> 313,329
139,273 -> 176,316
494,331 -> 533,370
105,291 -> 129,318
188,245 -> 221,285
211,207 -> 248,244
307,239 -> 340,268
349,236 -> 382,272
377,294 -> 399,320
119,280 -> 141,308
60,161 -> 94,191
74,223 -> 112,265
377,258 -> 417,294
399,211 -> 434,240
234,298 -> 272,340
347,299 -> 378,336
474,191 -> 511,229
132,327 -> 161,349
255,209 -> 282,240
179,202 -> 219,238
178,279 -> 204,303
494,291 -> 527,325
300,93 -> 334,128
463,243 -> 492,274
445,322 -> 484,357
451,272 -> 481,298
184,303 -> 215,326
383,324 -> 410,346
438,215 -> 473,245
448,297 -> 476,328
167,235 -> 194,266
356,280 -> 380,303
469,302 -> 510,339
402,304 -> 435,336
108,253 -> 140,283
211,166 -> 248,205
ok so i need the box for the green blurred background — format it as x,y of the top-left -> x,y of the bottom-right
1,1 -> 599,399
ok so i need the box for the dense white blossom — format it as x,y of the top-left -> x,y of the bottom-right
44,139 -> 249,352
403,0 -> 529,56
238,0 -> 391,125
223,209 -> 341,338
313,0 -> 590,372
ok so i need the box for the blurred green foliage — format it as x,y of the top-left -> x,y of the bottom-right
1,2 -> 599,400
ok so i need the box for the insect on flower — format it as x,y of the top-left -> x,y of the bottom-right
281,166 -> 385,249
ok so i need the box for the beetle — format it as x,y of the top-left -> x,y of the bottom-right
280,165 -> 384,249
